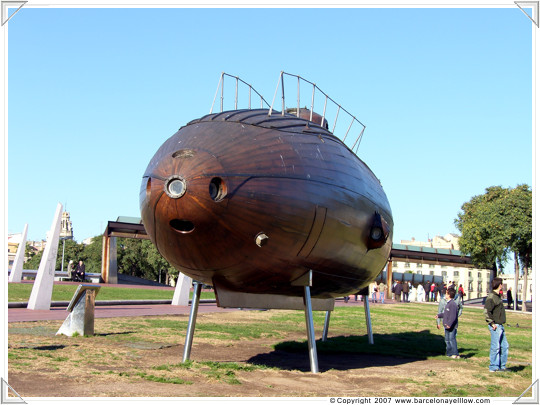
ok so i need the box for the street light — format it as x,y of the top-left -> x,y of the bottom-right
60,237 -> 68,273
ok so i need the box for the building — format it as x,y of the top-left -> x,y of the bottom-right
7,234 -> 45,270
500,273 -> 533,304
6,210 -> 72,270
400,233 -> 461,250
389,234 -> 492,300
60,211 -> 74,239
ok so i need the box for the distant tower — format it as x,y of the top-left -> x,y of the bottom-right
60,211 -> 74,239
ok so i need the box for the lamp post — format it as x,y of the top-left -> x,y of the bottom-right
60,237 -> 67,273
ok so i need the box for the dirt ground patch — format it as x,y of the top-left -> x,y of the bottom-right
7,310 -> 532,398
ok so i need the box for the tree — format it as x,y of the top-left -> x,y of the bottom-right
455,186 -> 509,276
455,185 -> 532,299
56,239 -> 84,271
116,238 -> 177,285
23,244 -> 41,269
81,236 -> 103,273
501,185 -> 532,311
143,240 -> 178,285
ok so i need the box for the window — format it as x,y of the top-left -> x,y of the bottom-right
468,271 -> 472,277
430,271 -> 434,275
417,263 -> 423,268
429,264 -> 435,269
478,272 -> 482,279
405,262 -> 410,268
478,282 -> 482,293
442,271 -> 447,277
454,271 -> 460,277
468,282 -> 473,291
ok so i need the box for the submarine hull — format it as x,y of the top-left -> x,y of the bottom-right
140,109 -> 393,298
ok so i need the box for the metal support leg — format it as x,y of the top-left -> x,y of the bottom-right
183,282 -> 202,362
303,285 -> 319,373
322,310 -> 331,342
363,294 -> 374,345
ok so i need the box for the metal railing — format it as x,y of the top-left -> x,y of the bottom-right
209,71 -> 367,153
210,72 -> 271,114
269,71 -> 367,152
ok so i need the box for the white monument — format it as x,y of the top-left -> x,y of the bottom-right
27,203 -> 63,310
172,273 -> 192,306
8,223 -> 28,283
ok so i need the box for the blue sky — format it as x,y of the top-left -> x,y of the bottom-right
3,5 -> 534,255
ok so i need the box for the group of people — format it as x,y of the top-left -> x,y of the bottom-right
350,280 -> 468,304
343,276 -> 511,373
345,281 -> 387,303
434,277 -> 509,372
369,280 -> 385,303
425,281 -> 465,302
67,260 -> 86,282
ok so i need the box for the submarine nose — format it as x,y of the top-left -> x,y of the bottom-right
140,145 -> 243,274
140,144 -> 231,249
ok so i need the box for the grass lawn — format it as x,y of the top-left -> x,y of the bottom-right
7,301 -> 533,397
8,282 -> 216,302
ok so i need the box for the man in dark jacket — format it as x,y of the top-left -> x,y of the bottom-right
402,281 -> 409,302
484,277 -> 509,372
394,280 -> 403,302
506,287 -> 514,310
435,288 -> 460,358
74,260 -> 86,282
424,281 -> 431,302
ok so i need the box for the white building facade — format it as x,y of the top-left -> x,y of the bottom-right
390,233 -> 491,300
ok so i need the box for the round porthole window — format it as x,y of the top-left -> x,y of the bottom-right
164,176 -> 187,199
209,177 -> 227,202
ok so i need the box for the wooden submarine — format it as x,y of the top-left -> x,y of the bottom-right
139,72 -> 393,372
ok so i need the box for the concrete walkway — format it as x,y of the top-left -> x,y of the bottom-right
8,302 -> 238,323
9,280 -> 506,323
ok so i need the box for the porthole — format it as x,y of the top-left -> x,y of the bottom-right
164,176 -> 187,199
209,177 -> 227,202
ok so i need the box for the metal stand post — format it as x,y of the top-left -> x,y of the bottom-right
322,310 -> 331,342
303,285 -> 319,373
363,295 -> 374,345
183,282 -> 202,362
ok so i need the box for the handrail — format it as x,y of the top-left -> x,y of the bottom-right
210,72 -> 271,113
269,71 -> 367,153
209,71 -> 367,153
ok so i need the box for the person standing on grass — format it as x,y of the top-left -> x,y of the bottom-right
417,283 -> 425,302
506,287 -> 514,310
437,286 -> 463,328
484,277 -> 509,373
402,280 -> 409,302
370,281 -> 378,303
394,280 -> 403,302
378,281 -> 386,304
435,288 -> 460,358
424,281 -> 431,302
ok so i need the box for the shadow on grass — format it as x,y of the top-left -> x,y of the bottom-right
33,345 -> 68,351
247,330 -> 446,372
94,331 -> 136,337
